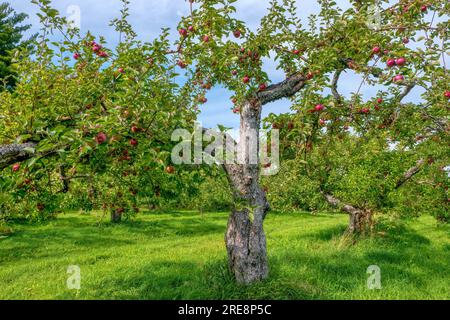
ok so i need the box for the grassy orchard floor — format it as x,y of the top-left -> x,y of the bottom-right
0,211 -> 449,300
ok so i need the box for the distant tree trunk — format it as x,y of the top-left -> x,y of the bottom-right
223,99 -> 270,284
323,194 -> 372,235
111,209 -> 123,223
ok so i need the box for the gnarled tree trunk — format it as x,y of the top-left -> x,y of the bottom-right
324,194 -> 372,235
223,99 -> 270,284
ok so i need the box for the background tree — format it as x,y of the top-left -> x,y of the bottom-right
0,2 -> 35,90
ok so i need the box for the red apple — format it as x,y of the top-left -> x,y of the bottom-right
421,5 -> 427,12
92,44 -> 102,52
231,70 -> 238,76
395,57 -> 406,66
372,46 -> 381,54
98,51 -> 108,58
360,108 -> 370,114
403,38 -> 410,44
12,163 -> 20,172
198,96 -> 207,104
188,26 -> 195,32
177,60 -> 187,69
393,74 -> 404,82
377,98 -> 383,104
444,90 -> 450,99
292,49 -> 300,55
203,35 -> 210,43
242,75 -> 250,84
118,67 -> 125,74
73,52 -> 81,60
314,104 -> 325,112
130,139 -> 138,147
306,72 -> 314,80
96,132 -> 107,144
179,28 -> 188,37
319,119 -> 326,126
387,58 -> 396,68
259,83 -> 267,91
233,30 -> 241,38
131,125 -> 139,133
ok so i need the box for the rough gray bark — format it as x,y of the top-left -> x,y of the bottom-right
0,143 -> 36,169
223,99 -> 270,284
395,159 -> 425,189
257,73 -> 306,105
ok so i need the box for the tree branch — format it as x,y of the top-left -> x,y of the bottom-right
257,73 -> 307,105
395,159 -> 425,189
331,69 -> 343,103
0,143 -> 36,170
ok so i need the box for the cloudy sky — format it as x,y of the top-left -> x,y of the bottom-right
7,0 -> 430,129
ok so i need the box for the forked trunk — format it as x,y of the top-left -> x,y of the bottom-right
223,99 -> 270,284
347,209 -> 373,235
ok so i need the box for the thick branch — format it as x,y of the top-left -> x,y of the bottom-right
0,143 -> 37,170
256,73 -> 307,105
395,159 -> 425,189
323,193 -> 361,215
331,69 -> 343,103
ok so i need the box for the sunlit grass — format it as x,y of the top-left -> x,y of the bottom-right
0,211 -> 448,299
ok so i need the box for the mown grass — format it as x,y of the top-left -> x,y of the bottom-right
0,210 -> 449,300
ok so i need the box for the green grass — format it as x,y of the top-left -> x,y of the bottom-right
0,210 -> 449,300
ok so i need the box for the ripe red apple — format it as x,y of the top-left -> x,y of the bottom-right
403,38 -> 410,44
242,75 -> 250,84
130,139 -> 138,146
445,90 -> 450,99
92,44 -> 102,52
421,5 -> 427,12
73,52 -> 81,60
166,166 -> 175,174
384,49 -> 390,55
292,49 -> 300,55
177,60 -> 187,69
360,108 -> 370,114
372,46 -> 381,54
203,35 -> 210,43
188,26 -> 195,32
393,74 -> 404,83
232,107 -> 240,114
198,96 -> 207,104
259,83 -> 267,91
96,132 -> 107,144
377,98 -> 383,104
306,72 -> 314,80
131,125 -> 140,133
319,119 -> 326,126
12,163 -> 20,172
387,58 -> 396,68
231,70 -> 238,76
375,105 -> 381,111
395,57 -> 406,66
314,104 -> 325,112
98,51 -> 108,58
233,30 -> 241,38
231,97 -> 237,104
118,67 -> 125,74
179,28 -> 188,37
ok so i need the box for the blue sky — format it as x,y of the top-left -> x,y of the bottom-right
7,0 -> 432,129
